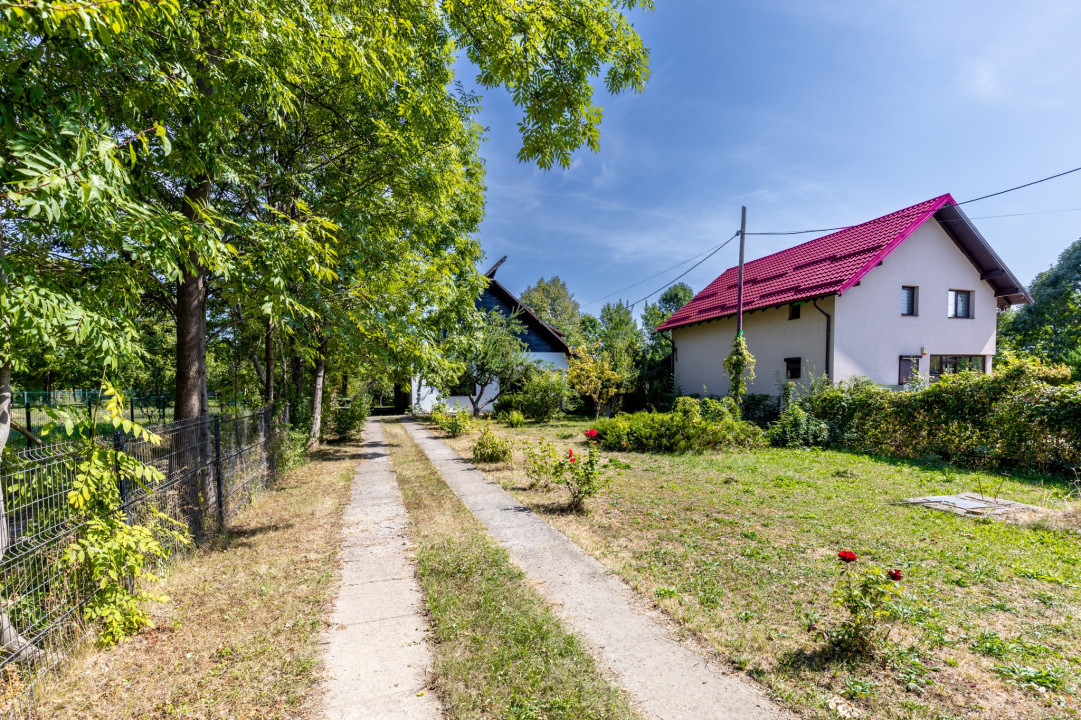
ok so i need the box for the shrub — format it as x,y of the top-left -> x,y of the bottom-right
523,439 -> 563,489
328,394 -> 370,440
498,409 -> 526,428
767,405 -> 828,447
278,429 -> 309,471
791,363 -> 1081,471
592,410 -> 764,454
825,550 -> 904,656
472,423 -> 513,463
433,409 -> 472,438
498,370 -> 571,421
741,393 -> 780,427
559,443 -> 609,511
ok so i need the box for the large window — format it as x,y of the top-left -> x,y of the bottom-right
947,289 -> 972,318
929,355 -> 984,376
901,286 -> 918,316
785,357 -> 801,380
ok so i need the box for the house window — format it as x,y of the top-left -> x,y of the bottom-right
929,355 -> 984,376
947,290 -> 972,318
788,303 -> 801,320
785,357 -> 801,380
898,356 -> 920,385
901,286 -> 918,316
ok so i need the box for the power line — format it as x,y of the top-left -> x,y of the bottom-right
582,238 -> 731,307
747,163 -> 1081,237
630,231 -> 740,308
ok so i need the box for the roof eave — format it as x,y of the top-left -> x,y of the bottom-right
932,204 -> 1033,307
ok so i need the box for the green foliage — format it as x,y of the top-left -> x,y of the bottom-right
498,409 -> 526,428
767,405 -> 829,448
328,395 -> 370,441
497,369 -> 573,422
723,334 -> 756,402
741,393 -> 780,427
519,277 -> 581,340
560,443 -> 609,511
523,439 -> 564,490
278,430 -> 310,472
783,357 -> 1081,471
998,237 -> 1081,364
992,663 -> 1072,693
567,344 -> 625,420
433,409 -> 472,438
446,310 -> 534,416
592,410 -> 764,454
471,423 -> 513,464
44,381 -> 189,645
826,555 -> 903,656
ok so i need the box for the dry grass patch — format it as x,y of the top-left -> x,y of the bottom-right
33,443 -> 359,720
438,417 -> 1081,720
383,419 -> 640,720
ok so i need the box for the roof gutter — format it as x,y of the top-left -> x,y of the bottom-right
812,299 -> 832,380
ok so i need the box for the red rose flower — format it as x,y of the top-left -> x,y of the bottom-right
584,429 -> 598,439
888,569 -> 903,581
837,550 -> 858,563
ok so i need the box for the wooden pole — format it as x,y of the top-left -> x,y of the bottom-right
736,206 -> 747,334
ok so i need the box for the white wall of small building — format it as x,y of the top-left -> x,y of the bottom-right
411,352 -> 569,413
832,219 -> 997,384
671,217 -> 1002,395
671,296 -> 834,397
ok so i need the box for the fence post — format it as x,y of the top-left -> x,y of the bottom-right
213,415 -> 225,527
24,392 -> 31,438
113,430 -> 128,513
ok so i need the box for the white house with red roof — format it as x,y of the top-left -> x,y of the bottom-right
657,195 -> 1032,395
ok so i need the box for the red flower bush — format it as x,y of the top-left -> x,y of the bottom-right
567,449 -> 577,463
887,568 -> 903,582
837,550 -> 858,563
584,429 -> 598,439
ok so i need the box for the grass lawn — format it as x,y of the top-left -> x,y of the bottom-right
32,443 -> 357,720
383,419 -> 639,720
438,416 -> 1081,720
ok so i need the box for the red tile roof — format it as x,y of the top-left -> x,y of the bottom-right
657,195 -> 956,332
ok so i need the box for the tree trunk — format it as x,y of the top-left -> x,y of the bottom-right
308,335 -> 327,449
289,338 -> 302,419
0,236 -> 44,662
264,319 -> 275,408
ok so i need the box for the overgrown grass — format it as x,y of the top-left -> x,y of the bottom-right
382,419 -> 639,720
33,444 -> 357,719
441,416 -> 1081,720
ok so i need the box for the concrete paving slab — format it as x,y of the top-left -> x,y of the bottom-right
320,419 -> 441,720
403,418 -> 785,720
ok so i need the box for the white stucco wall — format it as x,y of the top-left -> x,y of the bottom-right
411,352 -> 569,414
671,296 -> 834,397
832,219 -> 997,385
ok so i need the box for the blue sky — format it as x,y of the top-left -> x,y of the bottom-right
460,1 -> 1081,317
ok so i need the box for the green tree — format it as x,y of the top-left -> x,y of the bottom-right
448,310 -> 535,417
520,276 -> 581,339
639,282 -> 693,407
567,344 -> 624,420
999,238 -> 1081,368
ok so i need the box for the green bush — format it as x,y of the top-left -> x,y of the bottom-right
593,410 -> 764,454
560,442 -> 609,511
435,410 -> 472,438
472,423 -> 513,463
498,370 -> 571,421
498,409 -> 526,428
741,393 -> 780,427
523,438 -> 563,489
767,405 -> 828,448
787,358 -> 1081,471
328,394 -> 370,440
278,429 -> 310,471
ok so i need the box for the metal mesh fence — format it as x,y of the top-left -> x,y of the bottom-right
0,407 -> 286,717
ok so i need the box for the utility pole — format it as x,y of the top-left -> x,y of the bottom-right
736,206 -> 747,334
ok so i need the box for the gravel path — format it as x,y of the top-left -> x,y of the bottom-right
403,418 -> 785,720
320,420 -> 442,720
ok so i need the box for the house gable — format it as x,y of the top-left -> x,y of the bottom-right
479,256 -> 570,355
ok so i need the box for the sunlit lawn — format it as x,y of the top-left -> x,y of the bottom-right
440,416 -> 1081,720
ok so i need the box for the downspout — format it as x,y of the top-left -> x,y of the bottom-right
811,299 -> 832,380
